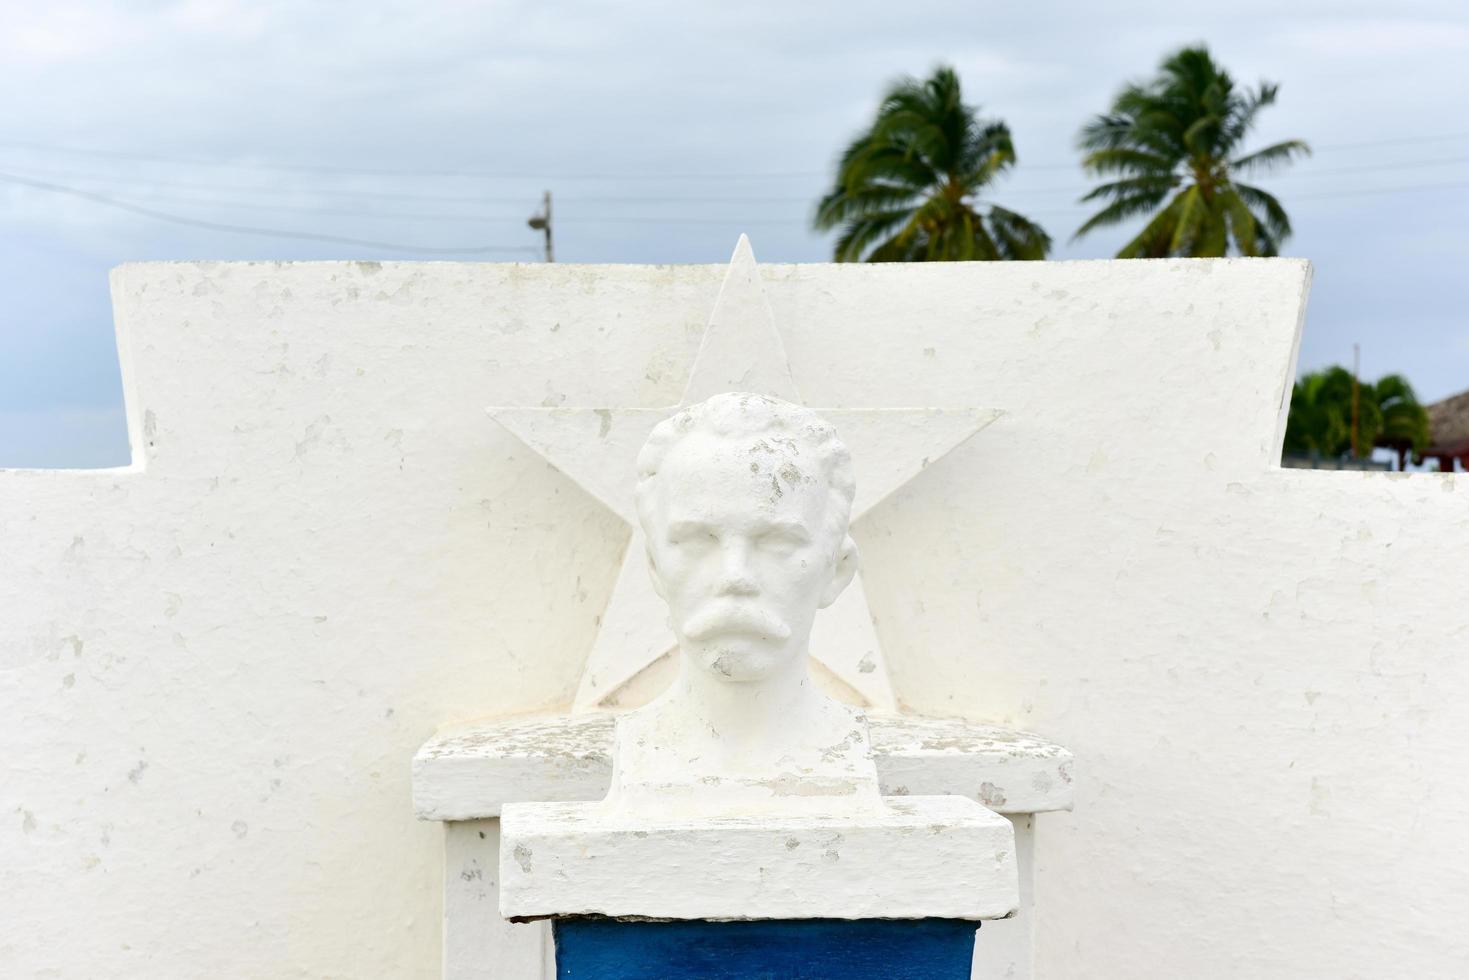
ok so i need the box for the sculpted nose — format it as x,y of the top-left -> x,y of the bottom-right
715,540 -> 758,596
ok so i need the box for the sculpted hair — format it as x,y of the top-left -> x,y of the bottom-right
635,392 -> 856,537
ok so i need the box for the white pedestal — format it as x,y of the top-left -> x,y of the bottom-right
416,712 -> 1071,980
501,796 -> 1018,921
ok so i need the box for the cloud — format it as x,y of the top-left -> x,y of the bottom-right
0,5 -> 144,68
1281,18 -> 1469,57
2,0 -> 1468,463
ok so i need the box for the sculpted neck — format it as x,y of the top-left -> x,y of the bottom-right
606,640 -> 885,816
672,643 -> 822,750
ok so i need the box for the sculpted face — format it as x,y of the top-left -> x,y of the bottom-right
641,426 -> 857,683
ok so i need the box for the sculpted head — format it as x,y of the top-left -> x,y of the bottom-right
634,393 -> 859,683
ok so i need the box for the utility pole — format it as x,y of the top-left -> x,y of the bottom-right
527,190 -> 554,263
1351,342 -> 1361,459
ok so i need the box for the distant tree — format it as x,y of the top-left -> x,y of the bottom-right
1284,367 -> 1430,462
1370,373 -> 1434,464
1285,367 -> 1357,457
814,66 -> 1050,262
1075,45 -> 1309,257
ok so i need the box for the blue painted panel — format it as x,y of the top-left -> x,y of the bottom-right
552,917 -> 978,979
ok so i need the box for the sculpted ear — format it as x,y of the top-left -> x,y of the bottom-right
818,535 -> 859,609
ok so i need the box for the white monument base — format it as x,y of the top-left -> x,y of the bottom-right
413,712 -> 1075,819
415,712 -> 1069,979
500,796 -> 1019,922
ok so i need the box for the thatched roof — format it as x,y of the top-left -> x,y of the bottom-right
1425,388 -> 1469,456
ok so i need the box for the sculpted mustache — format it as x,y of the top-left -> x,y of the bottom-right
682,604 -> 792,641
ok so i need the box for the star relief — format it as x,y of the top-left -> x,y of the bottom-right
488,236 -> 1001,714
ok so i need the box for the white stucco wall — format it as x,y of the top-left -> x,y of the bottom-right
2,257 -> 1465,978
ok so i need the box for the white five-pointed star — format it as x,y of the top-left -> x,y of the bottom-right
489,236 -> 1001,714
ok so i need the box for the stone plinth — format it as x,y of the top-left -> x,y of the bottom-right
412,710 -> 1066,979
413,711 -> 1075,820
501,796 -> 1018,922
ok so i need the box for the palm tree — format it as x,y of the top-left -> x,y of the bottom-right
1284,367 -> 1430,464
1284,367 -> 1357,458
1371,373 -> 1433,466
814,66 -> 1050,262
1075,46 -> 1309,257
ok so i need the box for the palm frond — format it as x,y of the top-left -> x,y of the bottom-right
1373,373 -> 1431,453
1223,82 -> 1279,148
1072,192 -> 1171,239
1234,182 -> 1293,244
1195,193 -> 1230,257
814,64 -> 1040,262
1231,140 -> 1311,176
815,185 -> 925,230
1075,43 -> 1304,257
1180,113 -> 1222,157
1168,185 -> 1206,254
985,205 -> 1051,260
1116,191 -> 1187,258
1079,175 -> 1177,203
1078,104 -> 1147,152
1285,369 -> 1353,456
1221,189 -> 1260,256
832,208 -> 919,262
1081,147 -> 1178,177
840,142 -> 939,191
956,122 -> 1016,189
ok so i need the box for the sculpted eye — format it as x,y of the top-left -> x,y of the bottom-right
757,530 -> 804,555
669,527 -> 717,550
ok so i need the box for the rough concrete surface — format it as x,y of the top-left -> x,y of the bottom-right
1,257 -> 1465,978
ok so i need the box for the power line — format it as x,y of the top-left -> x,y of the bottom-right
1288,179 -> 1469,201
1003,133 -> 1469,172
552,174 -> 1469,223
0,162 -> 821,205
1269,154 -> 1469,180
0,181 -> 814,224
0,139 -> 820,181
8,186 -> 534,223
997,179 -> 1469,216
1312,131 -> 1469,151
3,131 -> 1466,182
559,216 -> 811,226
0,166 -> 814,207
1,165 -> 1463,244
985,155 -> 1469,199
0,164 -> 550,204
0,169 -> 816,231
4,147 -> 1464,211
0,171 -> 540,254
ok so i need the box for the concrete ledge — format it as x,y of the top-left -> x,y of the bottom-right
413,712 -> 1073,820
500,796 -> 1019,921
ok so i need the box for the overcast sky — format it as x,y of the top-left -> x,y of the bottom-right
2,0 -> 1466,467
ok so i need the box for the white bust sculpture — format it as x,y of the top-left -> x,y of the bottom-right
607,392 -> 884,815
499,390 -> 1021,923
